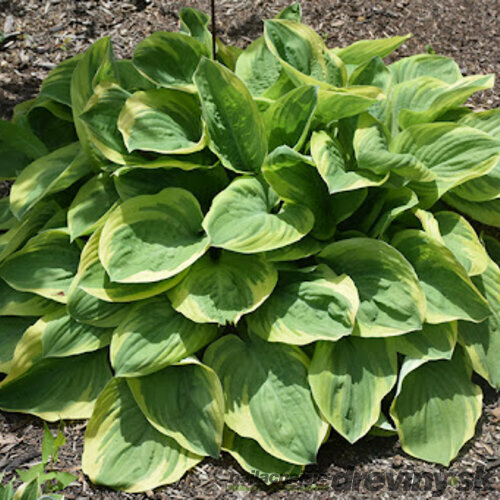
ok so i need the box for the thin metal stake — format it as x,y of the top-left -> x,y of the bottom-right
211,0 -> 216,59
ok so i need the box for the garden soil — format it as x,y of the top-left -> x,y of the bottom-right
0,1 -> 499,498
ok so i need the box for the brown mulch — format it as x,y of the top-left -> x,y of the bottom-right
0,0 -> 499,119
0,0 -> 499,498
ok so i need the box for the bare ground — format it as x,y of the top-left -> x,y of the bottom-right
0,1 -> 499,498
0,0 -> 499,118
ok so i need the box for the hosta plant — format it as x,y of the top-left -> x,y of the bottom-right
0,3 -> 499,492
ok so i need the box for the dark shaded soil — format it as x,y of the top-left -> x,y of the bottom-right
0,0 -> 499,498
0,0 -> 498,119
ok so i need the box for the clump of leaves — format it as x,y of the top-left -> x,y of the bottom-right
0,2 -> 499,493
0,423 -> 76,499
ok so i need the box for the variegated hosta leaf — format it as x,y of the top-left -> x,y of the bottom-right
40,53 -> 83,106
369,187 -> 418,238
0,317 -> 36,373
82,378 -> 202,493
319,238 -> 426,337
354,116 -> 436,182
330,189 -> 368,226
168,251 -> 277,325
81,126 -> 214,170
427,211 -> 488,276
14,98 -> 78,155
392,230 -> 491,324
391,351 -> 482,466
10,143 -> 91,219
15,105 -> 70,152
264,146 -> 335,239
41,209 -> 68,234
393,123 -> 500,207
396,75 -> 494,129
388,54 -> 463,84
313,87 -> 382,126
132,31 -> 208,90
370,412 -> 397,437
216,41 -> 244,72
0,198 -> 14,230
0,348 -> 111,421
414,207 -> 454,244
14,95 -> 67,128
203,177 -> 314,253
116,59 -> 156,92
0,119 -> 49,180
309,337 -> 398,443
79,82 -> 134,164
194,58 -> 267,174
14,92 -> 73,121
2,314 -> 47,381
2,11 -> 500,487
372,72 -> 494,133
483,234 -> 500,265
0,118 -> 48,157
311,130 -> 388,194
234,37 -> 294,99
350,56 -> 392,88
390,322 -> 457,361
215,39 -> 244,74
443,192 -> 500,228
222,428 -> 304,485
275,2 -> 302,21
230,4 -> 299,90
118,89 -> 207,155
264,19 -> 346,88
71,37 -> 118,167
452,158 -> 500,203
453,110 -> 500,201
459,109 -> 500,139
76,227 -> 185,303
0,202 -> 59,263
12,479 -> 40,499
110,297 -> 219,377
458,236 -> 500,389
82,98 -> 215,167
113,164 -> 229,212
215,39 -> 243,73
263,85 -> 318,151
71,36 -> 118,113
4,309 -> 88,374
40,309 -> 112,358
68,173 -> 119,240
264,236 -> 323,262
334,34 -> 411,67
127,359 -> 224,457
0,230 -> 80,304
99,188 -> 209,283
0,279 -> 58,316
247,264 -> 359,345
204,334 -> 328,465
179,7 -> 212,55
66,281 -> 129,328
